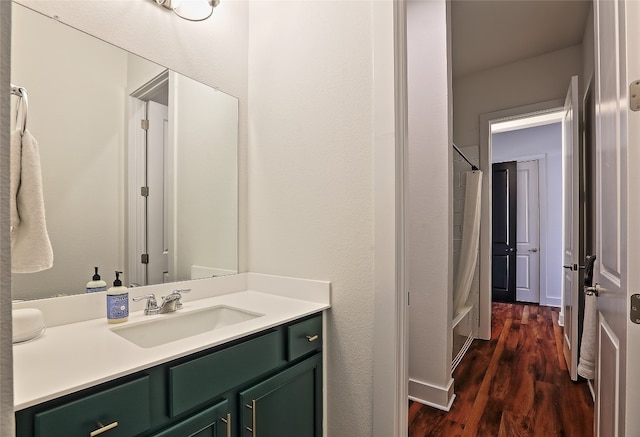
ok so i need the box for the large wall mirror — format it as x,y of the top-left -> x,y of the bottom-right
11,3 -> 239,300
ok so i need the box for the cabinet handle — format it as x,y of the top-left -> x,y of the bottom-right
306,334 -> 319,342
221,413 -> 231,437
89,421 -> 118,437
244,399 -> 256,436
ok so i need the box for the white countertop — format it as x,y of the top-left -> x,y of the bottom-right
13,274 -> 330,411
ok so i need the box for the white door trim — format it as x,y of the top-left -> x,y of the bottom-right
127,71 -> 170,287
126,97 -> 147,287
478,99 -> 563,339
372,0 -> 407,436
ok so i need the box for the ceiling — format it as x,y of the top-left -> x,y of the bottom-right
451,0 -> 591,78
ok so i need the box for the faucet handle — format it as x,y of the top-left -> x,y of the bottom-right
170,289 -> 191,309
133,293 -> 159,315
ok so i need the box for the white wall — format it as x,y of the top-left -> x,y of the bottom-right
492,122 -> 563,307
407,0 -> 454,409
247,2 -> 378,434
454,44 -> 583,148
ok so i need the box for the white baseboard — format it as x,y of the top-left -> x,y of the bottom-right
408,377 -> 455,411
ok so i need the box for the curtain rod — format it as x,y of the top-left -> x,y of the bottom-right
452,143 -> 479,171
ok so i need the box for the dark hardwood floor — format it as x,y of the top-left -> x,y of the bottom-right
409,303 -> 594,436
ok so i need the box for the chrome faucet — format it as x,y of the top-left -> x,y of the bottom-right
133,289 -> 191,315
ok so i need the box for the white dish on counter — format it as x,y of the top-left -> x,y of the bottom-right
12,308 -> 45,344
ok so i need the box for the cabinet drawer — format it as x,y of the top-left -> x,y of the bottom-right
34,376 -> 151,437
169,330 -> 284,417
287,315 -> 322,361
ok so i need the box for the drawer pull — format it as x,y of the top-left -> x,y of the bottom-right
306,334 -> 319,342
221,413 -> 231,437
249,399 -> 256,436
89,421 -> 118,436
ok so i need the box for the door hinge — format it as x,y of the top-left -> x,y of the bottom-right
631,294 -> 640,324
141,253 -> 149,264
630,81 -> 640,111
141,119 -> 149,130
141,186 -> 149,197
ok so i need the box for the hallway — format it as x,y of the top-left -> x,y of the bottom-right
409,303 -> 594,436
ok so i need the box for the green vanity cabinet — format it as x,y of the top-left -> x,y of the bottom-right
15,313 -> 323,437
240,353 -> 322,437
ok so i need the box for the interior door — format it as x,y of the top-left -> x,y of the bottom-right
593,0 -> 640,434
515,160 -> 540,303
562,75 -> 579,382
492,161 -> 517,302
146,100 -> 170,285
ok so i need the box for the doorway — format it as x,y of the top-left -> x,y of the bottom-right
478,102 -> 565,340
490,158 -> 544,304
491,118 -> 563,306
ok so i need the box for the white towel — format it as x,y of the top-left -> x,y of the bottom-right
577,292 -> 597,380
10,129 -> 53,273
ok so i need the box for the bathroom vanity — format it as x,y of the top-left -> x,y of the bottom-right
13,274 -> 330,437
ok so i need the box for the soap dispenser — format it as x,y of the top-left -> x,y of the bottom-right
107,271 -> 128,324
86,267 -> 107,293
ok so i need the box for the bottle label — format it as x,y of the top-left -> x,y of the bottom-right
86,286 -> 107,293
107,293 -> 129,320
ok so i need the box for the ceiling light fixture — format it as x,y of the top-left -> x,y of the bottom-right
154,0 -> 220,22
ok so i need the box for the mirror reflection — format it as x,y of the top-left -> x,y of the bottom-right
11,4 -> 239,300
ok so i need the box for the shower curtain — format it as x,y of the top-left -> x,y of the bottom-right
453,170 -> 483,318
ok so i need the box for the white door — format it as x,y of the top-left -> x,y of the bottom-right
562,75 -> 579,382
146,101 -> 169,284
515,160 -> 540,303
593,0 -> 640,435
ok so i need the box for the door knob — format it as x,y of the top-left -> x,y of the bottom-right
528,248 -> 538,253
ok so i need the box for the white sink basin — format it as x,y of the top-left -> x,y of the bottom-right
110,305 -> 263,348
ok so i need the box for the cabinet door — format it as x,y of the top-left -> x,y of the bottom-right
150,399 -> 231,437
239,354 -> 321,437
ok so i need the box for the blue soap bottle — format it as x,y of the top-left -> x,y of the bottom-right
107,271 -> 128,324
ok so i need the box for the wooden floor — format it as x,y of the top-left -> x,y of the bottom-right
409,303 -> 594,436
